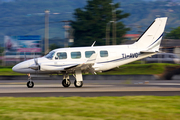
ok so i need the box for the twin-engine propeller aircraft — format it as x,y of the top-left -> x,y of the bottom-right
12,17 -> 167,88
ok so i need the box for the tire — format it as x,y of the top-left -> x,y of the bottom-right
74,80 -> 83,88
62,79 -> 71,87
27,81 -> 34,88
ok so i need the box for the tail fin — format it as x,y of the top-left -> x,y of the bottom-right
132,17 -> 167,52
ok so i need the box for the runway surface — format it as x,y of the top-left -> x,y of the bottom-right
0,79 -> 180,97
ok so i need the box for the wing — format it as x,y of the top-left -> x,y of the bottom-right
65,53 -> 97,73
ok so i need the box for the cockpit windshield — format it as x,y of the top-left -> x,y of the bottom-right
45,51 -> 55,60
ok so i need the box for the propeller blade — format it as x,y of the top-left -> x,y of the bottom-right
34,58 -> 40,71
34,58 -> 38,65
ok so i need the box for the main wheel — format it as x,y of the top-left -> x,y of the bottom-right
74,80 -> 83,88
62,79 -> 71,87
27,81 -> 34,88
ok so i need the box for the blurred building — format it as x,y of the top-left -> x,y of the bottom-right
160,39 -> 180,58
160,39 -> 180,52
121,34 -> 140,45
123,34 -> 140,41
61,20 -> 74,47
3,35 -> 42,65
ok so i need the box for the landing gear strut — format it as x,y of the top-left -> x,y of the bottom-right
27,74 -> 34,88
73,69 -> 83,88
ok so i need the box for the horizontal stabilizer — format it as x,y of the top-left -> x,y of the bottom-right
140,50 -> 157,53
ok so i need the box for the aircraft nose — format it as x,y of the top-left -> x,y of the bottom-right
12,60 -> 31,73
12,64 -> 21,72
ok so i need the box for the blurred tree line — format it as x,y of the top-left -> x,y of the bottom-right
0,0 -> 85,45
71,0 -> 130,46
165,26 -> 180,39
0,0 -> 180,48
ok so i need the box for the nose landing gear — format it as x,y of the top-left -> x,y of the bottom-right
27,81 -> 34,88
27,74 -> 34,88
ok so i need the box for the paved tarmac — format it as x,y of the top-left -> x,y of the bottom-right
0,79 -> 180,97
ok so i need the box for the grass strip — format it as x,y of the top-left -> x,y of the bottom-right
0,96 -> 179,120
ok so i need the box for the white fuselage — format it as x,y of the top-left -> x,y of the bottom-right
11,17 -> 168,88
12,44 -> 155,74
12,17 -> 168,75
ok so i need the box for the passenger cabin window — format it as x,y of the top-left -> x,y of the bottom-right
85,51 -> 95,58
55,52 -> 67,60
71,52 -> 81,59
45,51 -> 55,60
100,50 -> 108,57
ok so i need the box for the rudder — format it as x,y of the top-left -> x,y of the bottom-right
132,17 -> 168,52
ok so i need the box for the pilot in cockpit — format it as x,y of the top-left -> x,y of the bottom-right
56,53 -> 61,59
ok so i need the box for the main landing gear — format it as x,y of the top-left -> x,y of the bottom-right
74,81 -> 83,88
62,70 -> 83,88
62,73 -> 71,87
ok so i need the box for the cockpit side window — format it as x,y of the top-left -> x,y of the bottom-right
45,51 -> 55,60
55,52 -> 67,60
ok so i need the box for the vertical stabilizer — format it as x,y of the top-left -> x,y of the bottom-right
132,17 -> 167,52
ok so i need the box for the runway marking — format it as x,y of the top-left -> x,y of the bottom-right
0,82 -> 26,85
0,80 -> 180,96
148,83 -> 180,85
0,84 -> 180,94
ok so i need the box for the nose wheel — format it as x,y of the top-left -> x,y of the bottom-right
27,81 -> 34,88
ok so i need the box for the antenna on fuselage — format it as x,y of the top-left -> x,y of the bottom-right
91,41 -> 96,47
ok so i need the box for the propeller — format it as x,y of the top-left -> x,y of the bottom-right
34,58 -> 38,66
28,53 -> 40,78
35,58 -> 40,69
29,58 -> 40,70
29,53 -> 40,71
